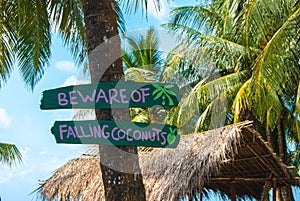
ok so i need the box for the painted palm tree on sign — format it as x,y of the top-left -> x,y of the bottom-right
152,83 -> 176,106
1,0 -> 168,200
164,0 -> 299,200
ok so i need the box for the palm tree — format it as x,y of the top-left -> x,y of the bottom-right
122,28 -> 164,124
1,0 -> 166,200
164,0 -> 299,200
122,27 -> 163,72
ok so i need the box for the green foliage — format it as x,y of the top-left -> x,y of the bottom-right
119,0 -> 169,16
125,67 -> 157,82
122,28 -> 163,72
164,0 -> 300,176
165,0 -> 300,134
17,0 -> 52,89
122,28 -> 167,124
48,0 -> 87,65
0,142 -> 22,166
0,0 -> 129,90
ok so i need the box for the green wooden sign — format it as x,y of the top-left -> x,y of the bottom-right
40,81 -> 181,110
51,120 -> 180,148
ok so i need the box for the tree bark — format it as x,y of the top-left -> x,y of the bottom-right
266,125 -> 274,151
277,117 -> 295,201
81,0 -> 146,200
277,119 -> 287,163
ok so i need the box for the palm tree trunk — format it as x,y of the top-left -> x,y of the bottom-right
81,1 -> 146,200
277,117 -> 295,201
266,125 -> 274,151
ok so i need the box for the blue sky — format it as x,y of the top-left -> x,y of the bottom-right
0,1 -> 299,201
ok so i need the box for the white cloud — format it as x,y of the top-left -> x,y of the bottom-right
0,147 -> 30,184
147,0 -> 170,21
19,147 -> 30,157
0,108 -> 12,128
39,150 -> 48,155
61,75 -> 90,87
0,167 -> 13,184
62,75 -> 77,86
54,61 -> 77,73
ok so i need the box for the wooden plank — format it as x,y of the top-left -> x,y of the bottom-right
40,81 -> 181,109
273,179 -> 277,201
51,120 -> 180,148
209,177 -> 299,183
230,160 -> 236,201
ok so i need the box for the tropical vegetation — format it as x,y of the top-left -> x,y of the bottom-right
162,0 -> 299,200
122,28 -> 166,124
1,0 -> 299,200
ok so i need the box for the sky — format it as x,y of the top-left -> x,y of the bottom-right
0,1 -> 299,201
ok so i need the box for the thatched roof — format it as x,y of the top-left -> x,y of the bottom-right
40,121 -> 299,201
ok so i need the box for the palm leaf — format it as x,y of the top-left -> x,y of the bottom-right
250,6 -> 300,121
16,0 -> 51,90
194,101 -> 212,132
232,79 -> 251,122
119,0 -> 168,16
122,28 -> 162,71
294,81 -> 300,141
169,70 -> 248,129
115,0 -> 127,33
0,1 -> 17,88
166,4 -> 222,35
48,0 -> 87,65
122,49 -> 138,68
131,108 -> 150,123
0,142 -> 22,166
124,67 -> 156,82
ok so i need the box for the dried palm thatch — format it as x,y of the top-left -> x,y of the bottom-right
39,121 -> 299,201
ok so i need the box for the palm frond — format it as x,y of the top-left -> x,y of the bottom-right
195,70 -> 249,106
119,0 -> 168,16
170,71 -> 248,130
122,27 -> 162,71
294,81 -> 300,141
250,6 -> 300,121
16,0 -> 51,90
163,45 -> 214,84
124,67 -> 156,82
232,79 -> 251,122
237,0 -> 295,49
0,1 -> 17,88
122,49 -> 138,69
131,108 -> 150,123
163,22 -> 201,45
48,0 -> 87,66
166,4 -> 222,36
192,80 -> 243,132
193,101 -> 212,132
115,0 -> 127,33
164,21 -> 259,73
0,142 -> 22,166
175,84 -> 199,128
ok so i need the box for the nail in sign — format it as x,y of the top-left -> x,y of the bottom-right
40,81 -> 181,109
